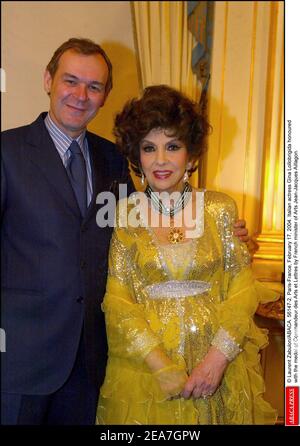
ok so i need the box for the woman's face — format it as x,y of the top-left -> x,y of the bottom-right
139,128 -> 191,194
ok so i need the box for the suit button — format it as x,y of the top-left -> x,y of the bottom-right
80,260 -> 86,269
76,296 -> 84,303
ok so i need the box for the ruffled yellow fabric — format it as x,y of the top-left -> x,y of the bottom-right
97,299 -> 277,425
96,191 -> 279,425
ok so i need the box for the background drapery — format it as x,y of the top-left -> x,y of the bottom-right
131,1 -> 200,98
187,1 -> 214,103
187,1 -> 215,187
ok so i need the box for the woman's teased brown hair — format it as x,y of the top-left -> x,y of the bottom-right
114,84 -> 211,176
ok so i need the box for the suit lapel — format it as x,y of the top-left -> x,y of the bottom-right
26,113 -> 81,218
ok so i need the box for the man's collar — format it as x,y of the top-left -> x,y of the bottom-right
45,112 -> 86,150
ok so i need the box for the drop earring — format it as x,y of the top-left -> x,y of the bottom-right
183,170 -> 189,183
141,171 -> 145,186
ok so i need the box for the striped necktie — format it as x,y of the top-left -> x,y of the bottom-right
66,140 -> 87,217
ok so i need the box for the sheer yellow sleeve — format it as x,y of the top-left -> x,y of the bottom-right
210,195 -> 279,361
102,228 -> 162,362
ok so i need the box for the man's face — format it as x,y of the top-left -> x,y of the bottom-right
44,49 -> 109,138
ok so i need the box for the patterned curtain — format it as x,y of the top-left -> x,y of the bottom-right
187,1 -> 214,187
187,1 -> 215,105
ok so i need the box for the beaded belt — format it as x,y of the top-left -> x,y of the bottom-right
145,280 -> 211,299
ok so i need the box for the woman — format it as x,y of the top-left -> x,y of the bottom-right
96,85 -> 278,425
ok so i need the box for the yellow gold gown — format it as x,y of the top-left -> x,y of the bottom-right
96,191 -> 278,425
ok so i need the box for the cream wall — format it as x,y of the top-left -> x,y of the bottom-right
1,1 -> 140,141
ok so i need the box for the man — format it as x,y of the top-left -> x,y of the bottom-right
1,37 -> 248,425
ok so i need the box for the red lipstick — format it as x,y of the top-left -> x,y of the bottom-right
153,170 -> 172,179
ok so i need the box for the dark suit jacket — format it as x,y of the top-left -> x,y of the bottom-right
1,113 -> 134,394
